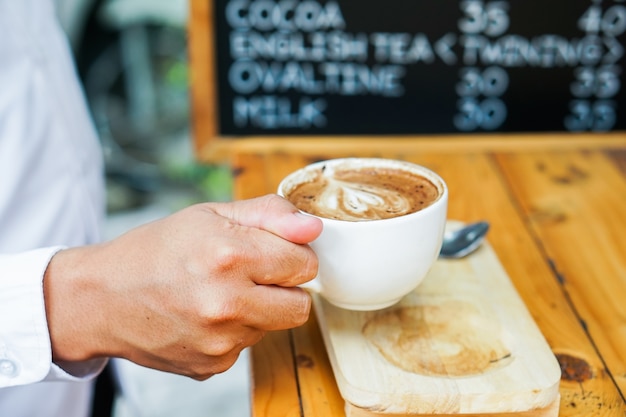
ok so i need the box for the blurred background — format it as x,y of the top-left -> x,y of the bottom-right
57,0 -> 232,211
55,0 -> 249,416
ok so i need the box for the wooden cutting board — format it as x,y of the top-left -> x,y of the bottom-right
313,221 -> 562,416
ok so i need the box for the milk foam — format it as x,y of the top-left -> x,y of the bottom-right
284,161 -> 440,221
313,172 -> 414,221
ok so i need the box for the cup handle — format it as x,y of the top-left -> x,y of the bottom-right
299,275 -> 322,293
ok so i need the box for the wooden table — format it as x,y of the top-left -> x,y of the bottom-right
227,134 -> 626,416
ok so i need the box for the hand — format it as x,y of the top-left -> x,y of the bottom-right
44,195 -> 322,379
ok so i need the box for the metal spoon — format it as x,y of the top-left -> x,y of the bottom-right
439,221 -> 490,258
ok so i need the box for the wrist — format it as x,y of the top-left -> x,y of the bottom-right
43,246 -> 109,363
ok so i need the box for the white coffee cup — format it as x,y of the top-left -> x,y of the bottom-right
277,158 -> 448,311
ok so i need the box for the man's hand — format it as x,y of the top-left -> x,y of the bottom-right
43,195 -> 322,379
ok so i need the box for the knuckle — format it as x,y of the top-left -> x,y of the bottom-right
211,243 -> 243,273
197,296 -> 245,327
201,346 -> 242,375
206,338 -> 237,357
289,292 -> 312,327
259,193 -> 285,208
287,249 -> 318,286
218,294 -> 247,322
211,354 -> 239,376
190,373 -> 214,381
276,246 -> 319,286
302,250 -> 319,280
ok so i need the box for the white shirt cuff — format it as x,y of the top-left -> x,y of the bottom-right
0,247 -> 106,387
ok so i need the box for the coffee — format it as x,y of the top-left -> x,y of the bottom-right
284,164 -> 440,221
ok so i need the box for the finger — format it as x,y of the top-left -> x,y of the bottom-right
201,201 -> 320,286
172,333 -> 263,381
192,346 -> 251,380
214,223 -> 319,287
250,243 -> 318,286
240,285 -> 312,331
209,195 -> 323,244
249,285 -> 312,331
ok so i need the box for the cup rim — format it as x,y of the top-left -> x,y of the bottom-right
277,157 -> 448,223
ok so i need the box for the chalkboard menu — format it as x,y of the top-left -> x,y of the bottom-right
212,0 -> 626,135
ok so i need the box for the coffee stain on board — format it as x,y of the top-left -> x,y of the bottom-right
362,300 -> 513,377
555,353 -> 593,382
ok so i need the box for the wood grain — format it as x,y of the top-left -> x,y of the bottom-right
291,307 -> 346,416
418,152 -> 626,414
199,133 -> 626,163
232,152 -> 271,200
250,330 -> 301,417
346,397 -> 561,417
188,0 -> 218,156
495,150 -> 626,397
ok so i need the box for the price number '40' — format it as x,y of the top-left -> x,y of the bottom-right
578,4 -> 626,36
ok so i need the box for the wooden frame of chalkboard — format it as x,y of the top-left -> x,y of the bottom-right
189,0 -> 625,160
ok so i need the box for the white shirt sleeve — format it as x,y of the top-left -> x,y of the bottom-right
0,247 -> 107,388
0,0 -> 108,414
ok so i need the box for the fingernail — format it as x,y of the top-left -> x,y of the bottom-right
294,211 -> 315,221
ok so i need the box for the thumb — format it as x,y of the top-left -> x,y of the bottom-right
209,194 -> 323,244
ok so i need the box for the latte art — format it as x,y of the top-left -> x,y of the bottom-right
285,165 -> 440,221
317,179 -> 415,221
